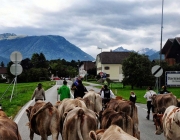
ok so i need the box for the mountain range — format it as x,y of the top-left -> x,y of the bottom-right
113,46 -> 163,61
0,33 -> 94,65
0,33 -> 162,66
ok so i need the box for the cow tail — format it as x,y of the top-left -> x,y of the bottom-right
77,109 -> 84,140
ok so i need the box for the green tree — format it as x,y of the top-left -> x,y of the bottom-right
122,52 -> 155,89
31,53 -> 48,68
0,61 -> 4,67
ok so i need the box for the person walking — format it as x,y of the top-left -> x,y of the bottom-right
144,86 -> 156,120
31,83 -> 46,102
129,91 -> 137,104
74,80 -> 87,98
101,85 -> 115,107
160,85 -> 170,94
57,80 -> 70,101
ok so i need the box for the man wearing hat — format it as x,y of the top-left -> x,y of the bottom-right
32,83 -> 46,102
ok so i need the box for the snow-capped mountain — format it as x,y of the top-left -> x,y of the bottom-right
137,48 -> 157,56
113,47 -> 134,52
113,47 -> 161,60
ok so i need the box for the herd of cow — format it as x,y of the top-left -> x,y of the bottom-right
0,89 -> 180,140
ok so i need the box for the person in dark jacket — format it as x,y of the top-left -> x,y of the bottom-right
129,91 -> 137,104
74,80 -> 87,98
160,85 -> 170,94
57,80 -> 70,101
101,85 -> 115,106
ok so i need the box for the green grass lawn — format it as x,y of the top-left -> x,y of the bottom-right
0,81 -> 56,118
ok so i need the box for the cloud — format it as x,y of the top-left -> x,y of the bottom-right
0,0 -> 180,58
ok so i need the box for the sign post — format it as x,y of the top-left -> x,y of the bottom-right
151,65 -> 163,93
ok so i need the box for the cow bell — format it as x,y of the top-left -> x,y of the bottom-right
0,104 -> 2,110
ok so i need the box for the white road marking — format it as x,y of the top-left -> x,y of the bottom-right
143,108 -> 147,111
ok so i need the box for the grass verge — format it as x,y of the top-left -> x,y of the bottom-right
0,81 -> 56,118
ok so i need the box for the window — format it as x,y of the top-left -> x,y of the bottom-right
104,66 -> 109,70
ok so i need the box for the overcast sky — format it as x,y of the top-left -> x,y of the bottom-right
0,0 -> 179,58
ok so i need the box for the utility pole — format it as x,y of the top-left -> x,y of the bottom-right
159,0 -> 164,90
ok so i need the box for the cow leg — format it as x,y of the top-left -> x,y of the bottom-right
41,134 -> 48,140
30,130 -> 34,140
52,133 -> 59,140
40,131 -> 48,140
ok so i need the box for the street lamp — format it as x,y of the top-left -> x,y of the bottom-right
159,0 -> 164,89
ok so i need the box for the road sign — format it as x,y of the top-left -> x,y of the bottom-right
10,64 -> 23,76
151,65 -> 163,77
100,72 -> 103,76
10,51 -> 22,64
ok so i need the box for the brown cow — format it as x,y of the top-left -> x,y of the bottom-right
26,101 -> 60,140
0,109 -> 22,140
100,108 -> 134,136
151,93 -> 178,114
62,107 -> 99,140
57,98 -> 87,134
83,89 -> 102,113
106,99 -> 140,139
89,125 -> 138,140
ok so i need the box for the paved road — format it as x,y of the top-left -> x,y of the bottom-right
14,80 -> 165,140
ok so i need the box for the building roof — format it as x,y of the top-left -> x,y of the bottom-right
163,37 -> 180,58
161,38 -> 174,54
97,52 -> 131,64
0,67 -> 7,74
80,61 -> 96,70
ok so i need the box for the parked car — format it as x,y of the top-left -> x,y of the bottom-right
53,77 -> 60,80
65,77 -> 71,80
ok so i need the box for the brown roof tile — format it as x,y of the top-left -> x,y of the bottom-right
98,52 -> 131,64
0,67 -> 7,74
162,38 -> 174,54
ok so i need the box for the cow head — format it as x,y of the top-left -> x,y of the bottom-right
54,101 -> 61,109
0,109 -> 7,117
26,106 -> 33,120
153,113 -> 163,135
151,94 -> 157,106
89,129 -> 104,140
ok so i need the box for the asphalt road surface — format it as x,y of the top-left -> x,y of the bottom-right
14,80 -> 165,140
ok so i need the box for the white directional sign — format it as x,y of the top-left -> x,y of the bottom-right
151,65 -> 163,77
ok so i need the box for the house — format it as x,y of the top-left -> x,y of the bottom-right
96,52 -> 130,81
78,61 -> 96,78
162,37 -> 180,65
0,67 -> 7,79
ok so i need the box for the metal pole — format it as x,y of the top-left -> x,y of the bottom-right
159,0 -> 164,89
101,48 -> 102,72
86,61 -> 87,81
